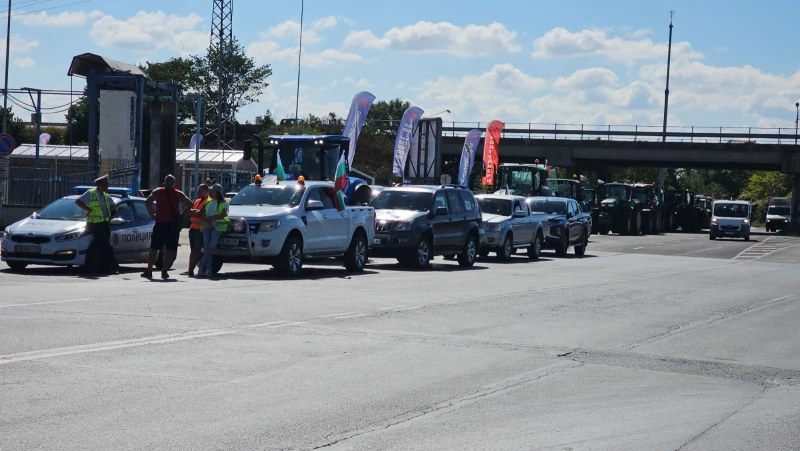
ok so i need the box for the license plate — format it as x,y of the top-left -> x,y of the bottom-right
16,245 -> 40,254
219,238 -> 239,246
373,238 -> 383,245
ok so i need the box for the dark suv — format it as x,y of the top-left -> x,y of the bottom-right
370,185 -> 483,269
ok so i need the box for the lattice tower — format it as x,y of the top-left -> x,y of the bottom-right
206,0 -> 236,152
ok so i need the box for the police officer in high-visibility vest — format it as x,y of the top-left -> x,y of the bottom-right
75,175 -> 119,274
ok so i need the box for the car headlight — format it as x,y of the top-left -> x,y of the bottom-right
487,223 -> 502,232
393,221 -> 411,232
258,220 -> 280,233
232,220 -> 246,233
2,229 -> 9,239
56,229 -> 85,242
711,217 -> 718,223
743,219 -> 750,225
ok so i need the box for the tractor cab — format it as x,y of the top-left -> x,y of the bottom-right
493,162 -> 555,196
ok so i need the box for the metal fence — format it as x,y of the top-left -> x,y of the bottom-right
4,164 -> 136,206
175,168 -> 257,197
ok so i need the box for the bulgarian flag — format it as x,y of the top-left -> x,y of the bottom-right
333,151 -> 348,211
275,152 -> 286,181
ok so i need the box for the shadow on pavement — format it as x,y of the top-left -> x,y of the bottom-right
213,266 -> 380,281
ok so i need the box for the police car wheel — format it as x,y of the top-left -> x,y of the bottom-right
6,261 -> 27,271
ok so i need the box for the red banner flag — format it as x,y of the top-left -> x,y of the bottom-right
481,120 -> 504,187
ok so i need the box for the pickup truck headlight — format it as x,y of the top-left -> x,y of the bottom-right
232,220 -> 246,233
394,221 -> 412,231
56,229 -> 85,242
487,223 -> 502,232
258,220 -> 280,233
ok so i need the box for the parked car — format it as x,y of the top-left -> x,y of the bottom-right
766,203 -> 791,233
1,193 -> 156,271
709,200 -> 751,241
370,185 -> 483,269
211,181 -> 375,276
475,194 -> 548,261
527,196 -> 591,257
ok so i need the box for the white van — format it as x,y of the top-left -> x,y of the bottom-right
709,200 -> 751,241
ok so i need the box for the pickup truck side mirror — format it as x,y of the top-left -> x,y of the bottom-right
306,199 -> 324,211
514,209 -> 527,218
110,217 -> 126,226
435,206 -> 449,216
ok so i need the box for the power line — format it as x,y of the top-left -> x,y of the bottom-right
0,0 -> 93,20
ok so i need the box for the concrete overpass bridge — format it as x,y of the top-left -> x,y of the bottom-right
438,123 -> 800,174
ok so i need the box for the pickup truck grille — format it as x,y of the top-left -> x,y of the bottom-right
375,221 -> 392,232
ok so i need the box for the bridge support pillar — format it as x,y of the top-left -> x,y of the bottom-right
792,175 -> 800,233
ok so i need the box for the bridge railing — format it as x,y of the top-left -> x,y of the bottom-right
442,122 -> 800,145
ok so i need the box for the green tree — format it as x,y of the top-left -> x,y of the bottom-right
0,107 -> 33,145
141,37 -> 272,127
741,171 -> 792,201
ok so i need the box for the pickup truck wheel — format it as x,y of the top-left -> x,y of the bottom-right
528,232 -> 542,260
344,234 -> 368,272
574,230 -> 588,257
411,237 -> 432,269
497,234 -> 512,262
555,234 -> 569,257
211,256 -> 223,275
277,236 -> 303,277
6,261 -> 27,271
457,234 -> 478,267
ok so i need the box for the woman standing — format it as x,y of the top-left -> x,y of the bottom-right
197,184 -> 229,278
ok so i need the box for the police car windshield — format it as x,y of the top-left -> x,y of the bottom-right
528,201 -> 567,215
37,198 -> 90,220
372,191 -> 432,211
230,185 -> 304,207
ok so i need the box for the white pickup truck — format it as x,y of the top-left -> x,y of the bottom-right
211,181 -> 375,276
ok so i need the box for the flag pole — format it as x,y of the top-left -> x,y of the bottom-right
293,0 -> 304,134
659,11 -> 674,190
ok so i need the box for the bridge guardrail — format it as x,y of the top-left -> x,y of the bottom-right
441,122 -> 800,145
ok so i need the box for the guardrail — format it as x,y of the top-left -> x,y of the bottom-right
439,122 -> 800,145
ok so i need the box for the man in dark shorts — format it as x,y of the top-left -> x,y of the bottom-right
142,175 -> 194,280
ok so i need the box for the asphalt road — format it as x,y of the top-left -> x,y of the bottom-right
2,229 -> 800,450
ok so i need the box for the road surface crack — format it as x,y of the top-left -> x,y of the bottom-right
675,387 -> 767,450
309,361 -> 582,449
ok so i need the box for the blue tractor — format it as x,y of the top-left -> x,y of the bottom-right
263,134 -> 372,205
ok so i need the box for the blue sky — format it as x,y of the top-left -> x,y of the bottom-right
4,0 -> 800,131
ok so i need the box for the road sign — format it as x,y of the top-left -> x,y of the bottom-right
440,174 -> 452,185
0,133 -> 14,156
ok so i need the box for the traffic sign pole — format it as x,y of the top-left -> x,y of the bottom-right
0,133 -> 15,228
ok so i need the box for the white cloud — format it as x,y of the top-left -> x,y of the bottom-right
356,78 -> 372,88
259,16 -> 338,45
0,35 -> 39,54
248,40 -> 363,68
15,10 -> 96,27
11,57 -> 35,68
89,11 -> 206,56
552,68 -> 619,91
532,27 -> 702,62
414,64 -> 547,121
344,21 -> 521,57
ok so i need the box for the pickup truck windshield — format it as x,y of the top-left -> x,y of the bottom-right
372,191 -> 432,212
768,206 -> 790,215
230,185 -> 304,207
714,203 -> 749,218
38,197 -> 94,220
477,198 -> 511,216
529,201 -> 567,215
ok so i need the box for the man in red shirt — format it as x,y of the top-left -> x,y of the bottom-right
142,175 -> 195,280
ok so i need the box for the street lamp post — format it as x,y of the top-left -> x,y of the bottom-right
795,102 -> 799,145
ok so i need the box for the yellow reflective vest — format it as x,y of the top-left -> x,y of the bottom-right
86,189 -> 112,223
204,199 -> 230,232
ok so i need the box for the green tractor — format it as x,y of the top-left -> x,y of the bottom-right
597,182 -> 644,235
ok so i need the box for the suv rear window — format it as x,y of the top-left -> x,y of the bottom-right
459,192 -> 476,212
446,191 -> 463,214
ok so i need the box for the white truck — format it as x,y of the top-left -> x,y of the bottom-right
766,197 -> 791,233
211,181 -> 375,277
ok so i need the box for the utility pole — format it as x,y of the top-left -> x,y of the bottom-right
2,0 -> 11,133
208,0 -> 235,169
294,0 -> 304,134
659,11 -> 674,189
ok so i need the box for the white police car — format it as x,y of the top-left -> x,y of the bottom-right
1,191 -> 156,271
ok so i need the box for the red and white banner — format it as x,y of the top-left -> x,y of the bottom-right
481,120 -> 504,187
